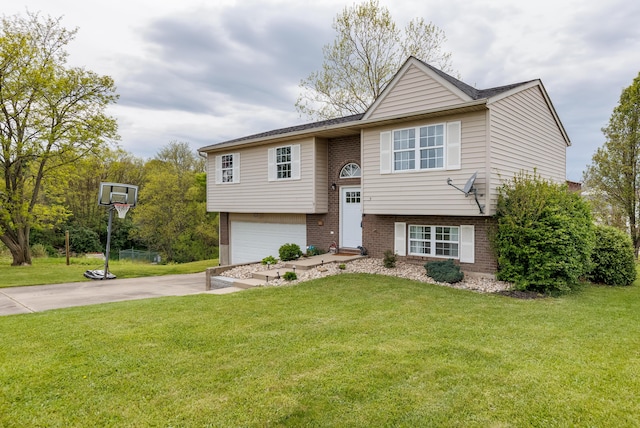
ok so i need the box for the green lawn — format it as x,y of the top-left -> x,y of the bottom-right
0,257 -> 218,288
2,274 -> 640,427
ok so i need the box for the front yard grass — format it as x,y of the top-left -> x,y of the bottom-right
2,274 -> 640,426
0,257 -> 218,288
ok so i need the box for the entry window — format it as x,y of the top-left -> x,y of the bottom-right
345,191 -> 361,203
276,146 -> 292,179
340,163 -> 361,178
409,225 -> 459,258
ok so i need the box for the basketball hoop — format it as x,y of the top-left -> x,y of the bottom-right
113,203 -> 130,219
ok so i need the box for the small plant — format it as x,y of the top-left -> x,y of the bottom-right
425,259 -> 464,283
30,243 -> 48,258
261,255 -> 277,265
306,245 -> 324,256
338,263 -> 346,270
383,250 -> 396,268
279,243 -> 303,261
283,271 -> 297,281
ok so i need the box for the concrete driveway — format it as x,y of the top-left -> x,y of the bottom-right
0,273 -> 243,316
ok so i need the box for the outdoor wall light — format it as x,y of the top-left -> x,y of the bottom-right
331,183 -> 336,191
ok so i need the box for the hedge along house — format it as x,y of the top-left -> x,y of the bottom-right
199,57 -> 569,275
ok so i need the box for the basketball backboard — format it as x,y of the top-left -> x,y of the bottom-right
98,182 -> 138,207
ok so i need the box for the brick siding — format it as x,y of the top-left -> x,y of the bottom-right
307,134 -> 361,252
362,214 -> 498,274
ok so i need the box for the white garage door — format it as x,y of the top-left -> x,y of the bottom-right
230,221 -> 307,264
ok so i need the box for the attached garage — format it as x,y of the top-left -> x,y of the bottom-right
229,214 -> 307,264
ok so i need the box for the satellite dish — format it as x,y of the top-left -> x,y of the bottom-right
462,172 -> 477,195
446,171 -> 484,214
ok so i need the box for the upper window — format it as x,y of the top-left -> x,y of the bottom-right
221,154 -> 234,183
340,163 -> 361,178
393,124 -> 443,171
268,144 -> 301,181
276,146 -> 292,179
215,153 -> 239,184
408,225 -> 459,258
380,121 -> 460,174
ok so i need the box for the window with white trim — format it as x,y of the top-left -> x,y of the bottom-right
408,225 -> 459,258
340,163 -> 361,178
393,124 -> 444,171
380,121 -> 461,174
215,153 -> 240,184
221,154 -> 234,183
268,144 -> 301,181
276,146 -> 292,179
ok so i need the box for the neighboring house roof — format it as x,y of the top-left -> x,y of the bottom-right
200,56 -> 568,152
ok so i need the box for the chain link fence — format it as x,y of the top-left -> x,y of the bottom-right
118,248 -> 161,263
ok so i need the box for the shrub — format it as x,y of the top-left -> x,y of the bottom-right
383,250 -> 396,268
494,171 -> 595,294
283,271 -> 297,281
306,245 -> 324,256
338,263 -> 346,270
588,225 -> 637,286
261,255 -> 278,265
30,243 -> 48,258
279,243 -> 303,261
425,259 -> 464,283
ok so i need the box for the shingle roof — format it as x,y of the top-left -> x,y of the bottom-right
214,113 -> 364,146
415,57 -> 534,100
204,58 -> 534,149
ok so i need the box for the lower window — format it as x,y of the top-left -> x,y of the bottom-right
409,225 -> 459,258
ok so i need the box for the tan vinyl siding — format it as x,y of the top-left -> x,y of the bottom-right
362,111 -> 488,216
488,86 -> 567,211
207,137 -> 325,213
313,139 -> 329,213
367,64 -> 466,120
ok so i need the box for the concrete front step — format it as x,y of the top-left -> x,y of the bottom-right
233,278 -> 267,288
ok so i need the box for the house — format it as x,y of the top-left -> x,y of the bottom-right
198,57 -> 569,275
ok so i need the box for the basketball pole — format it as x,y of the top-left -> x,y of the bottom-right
103,206 -> 114,280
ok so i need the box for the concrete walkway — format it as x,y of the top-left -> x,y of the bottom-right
0,273 -> 243,316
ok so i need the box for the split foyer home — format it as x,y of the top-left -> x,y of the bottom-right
199,57 -> 569,275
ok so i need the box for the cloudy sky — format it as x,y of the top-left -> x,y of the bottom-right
5,0 -> 640,181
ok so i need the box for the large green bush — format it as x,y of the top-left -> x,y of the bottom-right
588,225 -> 637,286
494,171 -> 595,294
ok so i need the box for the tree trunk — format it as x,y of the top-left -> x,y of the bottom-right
1,227 -> 32,266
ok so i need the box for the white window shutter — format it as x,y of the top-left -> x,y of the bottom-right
291,144 -> 301,179
215,155 -> 222,184
232,153 -> 240,183
380,131 -> 392,174
394,222 -> 406,256
446,121 -> 461,170
460,225 -> 475,263
268,148 -> 276,181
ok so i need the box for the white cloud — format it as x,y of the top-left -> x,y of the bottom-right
5,0 -> 640,180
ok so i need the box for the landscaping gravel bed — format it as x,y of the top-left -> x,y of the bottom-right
222,258 -> 513,293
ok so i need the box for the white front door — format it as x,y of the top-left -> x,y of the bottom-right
340,187 -> 362,248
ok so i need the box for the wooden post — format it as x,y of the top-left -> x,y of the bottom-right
65,230 -> 70,266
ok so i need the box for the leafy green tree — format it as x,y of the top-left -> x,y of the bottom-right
296,0 -> 454,120
133,142 -> 218,262
0,12 -> 118,265
583,72 -> 640,255
494,171 -> 595,294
